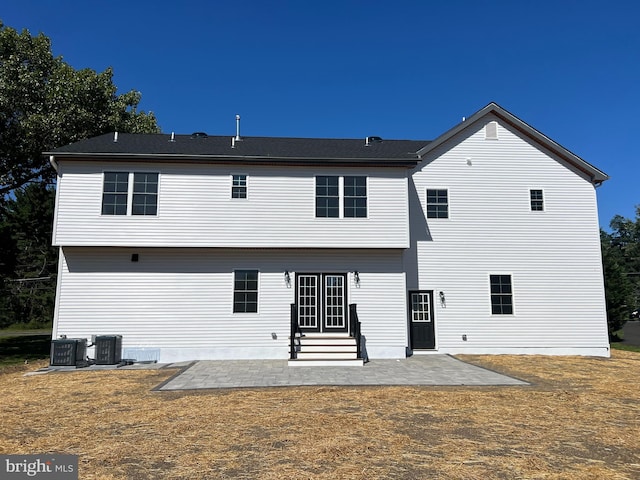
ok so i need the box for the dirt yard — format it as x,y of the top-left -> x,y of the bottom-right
1,352 -> 639,479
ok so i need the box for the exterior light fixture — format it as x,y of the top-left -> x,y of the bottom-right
284,270 -> 291,287
354,271 -> 360,286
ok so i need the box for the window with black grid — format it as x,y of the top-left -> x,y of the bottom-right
316,176 -> 339,217
233,270 -> 258,313
530,189 -> 544,211
132,173 -> 158,215
344,176 -> 367,218
102,172 -> 129,215
490,274 -> 513,315
426,189 -> 448,218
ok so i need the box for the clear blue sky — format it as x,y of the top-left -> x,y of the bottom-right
3,1 -> 638,228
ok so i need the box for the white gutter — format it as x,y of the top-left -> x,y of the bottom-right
49,155 -> 59,172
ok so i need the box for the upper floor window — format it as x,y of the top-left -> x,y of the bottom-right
233,270 -> 258,313
102,172 -> 129,215
344,176 -> 367,218
490,274 -> 513,315
232,174 -> 247,199
530,189 -> 544,211
316,176 -> 368,218
102,171 -> 158,216
426,189 -> 448,218
316,176 -> 339,218
132,173 -> 158,215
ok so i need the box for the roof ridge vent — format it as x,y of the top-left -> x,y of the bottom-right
365,136 -> 382,146
191,132 -> 208,138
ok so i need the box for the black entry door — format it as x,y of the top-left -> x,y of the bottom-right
409,291 -> 435,349
296,273 -> 348,333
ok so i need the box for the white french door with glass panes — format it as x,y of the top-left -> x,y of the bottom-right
296,273 -> 348,333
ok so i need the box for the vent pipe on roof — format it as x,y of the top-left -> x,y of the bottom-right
113,132 -> 118,143
169,132 -> 175,142
231,137 -> 236,148
235,114 -> 242,141
365,137 -> 370,147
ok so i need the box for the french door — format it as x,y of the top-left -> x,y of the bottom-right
296,273 -> 348,333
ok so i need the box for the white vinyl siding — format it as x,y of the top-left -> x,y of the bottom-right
53,247 -> 407,362
54,164 -> 408,248
407,114 -> 608,355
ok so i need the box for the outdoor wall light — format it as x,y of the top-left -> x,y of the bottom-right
284,270 -> 291,287
439,291 -> 446,308
354,271 -> 360,286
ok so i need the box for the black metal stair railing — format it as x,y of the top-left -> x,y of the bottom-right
349,303 -> 361,360
290,303 -> 298,360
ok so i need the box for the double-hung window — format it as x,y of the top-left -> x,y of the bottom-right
426,189 -> 449,218
490,274 -> 513,315
102,172 -> 158,216
132,173 -> 158,215
316,176 -> 340,218
232,174 -> 247,199
233,270 -> 258,313
316,176 -> 367,218
102,172 -> 129,215
344,176 -> 367,218
530,189 -> 544,211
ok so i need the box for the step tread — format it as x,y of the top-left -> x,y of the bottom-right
288,358 -> 364,367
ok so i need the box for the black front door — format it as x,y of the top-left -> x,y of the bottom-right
296,273 -> 348,333
409,291 -> 435,349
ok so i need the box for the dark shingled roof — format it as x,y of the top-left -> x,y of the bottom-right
47,133 -> 430,167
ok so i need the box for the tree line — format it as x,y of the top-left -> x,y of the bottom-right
0,21 -> 638,337
0,21 -> 159,328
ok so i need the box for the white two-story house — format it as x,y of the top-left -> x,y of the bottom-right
47,103 -> 610,364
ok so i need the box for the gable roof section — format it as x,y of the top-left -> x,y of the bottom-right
415,102 -> 609,184
47,134 -> 427,168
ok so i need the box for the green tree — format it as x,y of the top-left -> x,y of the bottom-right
0,183 -> 56,328
601,206 -> 640,338
0,21 -> 160,198
0,21 -> 160,328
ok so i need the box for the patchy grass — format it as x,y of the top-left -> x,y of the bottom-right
610,342 -> 640,353
1,352 -> 639,479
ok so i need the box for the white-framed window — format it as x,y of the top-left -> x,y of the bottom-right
232,174 -> 247,199
102,171 -> 158,216
233,270 -> 258,313
530,189 -> 544,211
102,171 -> 129,215
315,176 -> 368,218
426,189 -> 448,219
490,274 -> 513,315
132,173 -> 158,215
344,176 -> 367,218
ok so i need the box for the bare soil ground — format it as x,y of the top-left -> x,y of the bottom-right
1,351 -> 639,479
